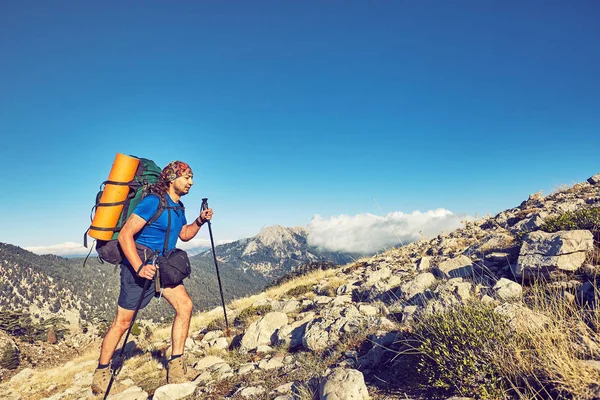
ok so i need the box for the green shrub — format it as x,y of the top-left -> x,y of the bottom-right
286,284 -> 314,297
412,301 -> 512,399
130,322 -> 141,336
233,304 -> 272,328
540,208 -> 600,235
206,317 -> 227,332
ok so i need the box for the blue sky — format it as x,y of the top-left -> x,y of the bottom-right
1,1 -> 598,255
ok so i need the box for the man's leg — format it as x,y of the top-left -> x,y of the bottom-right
92,306 -> 135,394
162,285 -> 195,384
162,285 -> 194,355
99,306 -> 135,364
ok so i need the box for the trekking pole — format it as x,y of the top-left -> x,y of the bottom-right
104,252 -> 158,400
202,198 -> 229,334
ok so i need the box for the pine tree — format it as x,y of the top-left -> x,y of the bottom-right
0,344 -> 19,370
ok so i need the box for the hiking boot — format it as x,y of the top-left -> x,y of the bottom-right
167,356 -> 199,384
91,367 -> 125,395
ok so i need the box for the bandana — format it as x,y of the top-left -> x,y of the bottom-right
161,161 -> 192,182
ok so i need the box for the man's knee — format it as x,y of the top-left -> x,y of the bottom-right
177,297 -> 193,317
112,315 -> 133,332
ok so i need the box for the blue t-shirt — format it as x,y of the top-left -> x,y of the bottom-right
133,194 -> 187,254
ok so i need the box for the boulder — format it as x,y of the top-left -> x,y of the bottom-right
515,230 -> 594,279
318,368 -> 369,400
588,173 -> 600,185
240,312 -> 288,351
399,272 -> 436,300
152,382 -> 196,400
435,255 -> 473,279
493,278 -> 522,301
494,302 -> 551,333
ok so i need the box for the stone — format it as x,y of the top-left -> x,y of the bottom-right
493,278 -> 522,301
239,386 -> 265,398
318,368 -> 369,400
256,345 -> 274,353
206,337 -> 229,350
152,382 -> 197,400
240,312 -> 288,351
515,230 -> 594,278
400,272 -> 436,300
494,302 -> 551,333
194,355 -> 226,370
587,173 -> 600,185
258,355 -> 285,371
417,256 -> 432,271
436,255 -> 473,279
358,304 -> 379,316
237,363 -> 256,375
271,382 -> 294,395
202,330 -> 223,342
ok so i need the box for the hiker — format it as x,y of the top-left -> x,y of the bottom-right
92,161 -> 213,394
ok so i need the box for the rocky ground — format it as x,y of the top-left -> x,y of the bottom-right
1,173 -> 599,400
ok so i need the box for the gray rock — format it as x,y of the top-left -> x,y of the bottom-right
194,355 -> 226,370
493,278 -> 522,301
258,355 -> 285,371
494,302 -> 551,333
202,330 -> 223,342
271,382 -> 294,396
400,272 -> 436,300
152,382 -> 197,400
239,386 -> 265,398
516,230 -> 594,278
587,173 -> 600,185
318,368 -> 369,400
237,363 -> 256,375
358,304 -> 379,316
417,256 -> 432,271
276,312 -> 314,349
512,212 -> 547,233
436,255 -> 473,279
240,311 -> 288,351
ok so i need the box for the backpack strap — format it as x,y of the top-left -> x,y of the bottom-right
146,195 -> 168,227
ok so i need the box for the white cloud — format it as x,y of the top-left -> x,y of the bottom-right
307,209 -> 473,254
176,237 -> 233,250
25,242 -> 94,257
25,238 -> 235,257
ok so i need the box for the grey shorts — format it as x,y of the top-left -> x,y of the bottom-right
118,264 -> 157,310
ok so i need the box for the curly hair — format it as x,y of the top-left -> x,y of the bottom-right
148,161 -> 192,197
147,178 -> 170,197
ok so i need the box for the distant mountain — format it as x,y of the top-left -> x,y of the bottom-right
0,225 -> 356,327
192,225 -> 358,280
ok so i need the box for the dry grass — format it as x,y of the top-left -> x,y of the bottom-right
501,284 -> 600,399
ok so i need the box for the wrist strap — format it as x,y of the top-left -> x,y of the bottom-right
136,264 -> 144,277
195,217 -> 203,227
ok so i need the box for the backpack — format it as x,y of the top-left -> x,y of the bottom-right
84,157 -> 164,265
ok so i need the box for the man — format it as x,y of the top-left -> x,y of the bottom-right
92,161 -> 213,394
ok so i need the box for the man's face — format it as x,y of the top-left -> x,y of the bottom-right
171,169 -> 193,196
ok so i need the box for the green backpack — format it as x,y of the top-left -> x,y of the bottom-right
84,157 -> 163,265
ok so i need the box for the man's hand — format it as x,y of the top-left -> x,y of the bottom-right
137,263 -> 157,280
200,208 -> 213,223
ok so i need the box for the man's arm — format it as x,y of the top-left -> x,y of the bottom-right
118,214 -> 149,274
179,208 -> 213,242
